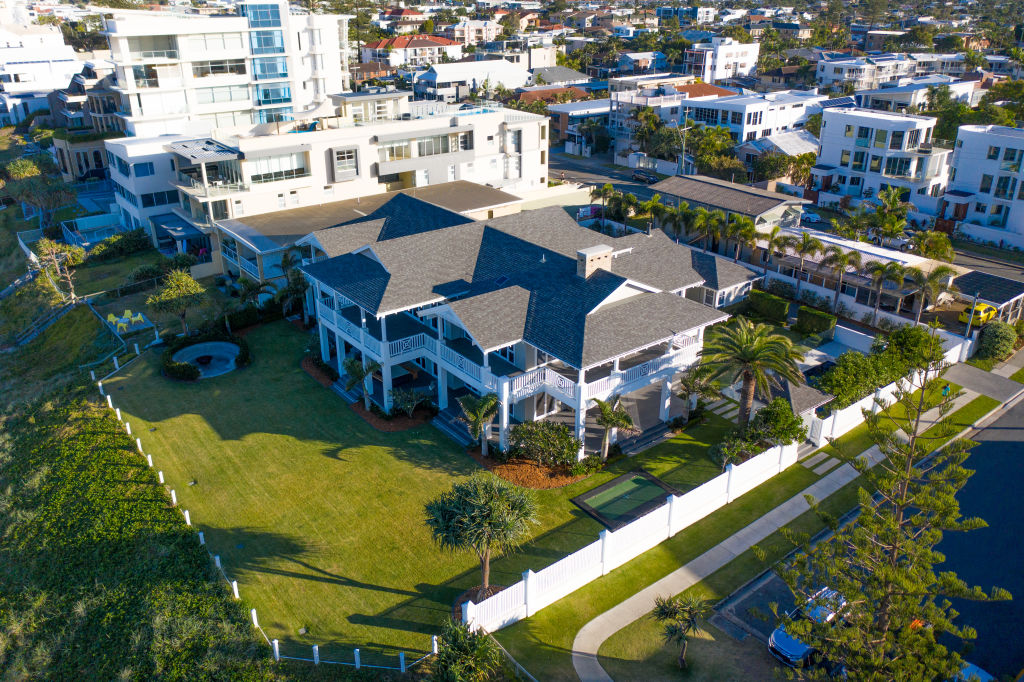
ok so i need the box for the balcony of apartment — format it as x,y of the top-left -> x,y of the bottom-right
220,240 -> 260,280
320,302 -> 442,366
124,36 -> 179,63
174,166 -> 248,198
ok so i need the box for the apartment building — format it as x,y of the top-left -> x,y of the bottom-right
360,36 -> 462,68
101,1 -> 351,136
414,60 -> 532,102
0,24 -> 82,124
681,37 -> 760,84
476,40 -> 559,70
815,54 -> 917,91
854,74 -> 977,112
684,89 -> 829,143
938,125 -> 1024,246
656,6 -> 716,24
443,20 -> 502,46
608,79 -> 734,152
105,91 -> 550,269
811,108 -> 951,213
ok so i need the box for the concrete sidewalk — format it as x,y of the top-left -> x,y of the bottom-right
570,448 -> 884,682
993,348 -> 1024,380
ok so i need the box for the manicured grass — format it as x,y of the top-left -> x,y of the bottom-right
1011,366 -> 1024,384
103,321 -> 739,666
920,394 -> 1001,450
967,355 -> 997,372
492,463 -> 820,679
72,249 -> 167,295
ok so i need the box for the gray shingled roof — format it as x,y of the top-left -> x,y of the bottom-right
531,65 -> 589,83
688,250 -> 761,290
651,175 -> 806,219
770,379 -> 833,415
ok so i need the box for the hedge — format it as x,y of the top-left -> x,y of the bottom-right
794,306 -> 837,335
161,329 -> 251,381
978,320 -> 1016,361
508,421 -> 581,467
748,289 -> 790,323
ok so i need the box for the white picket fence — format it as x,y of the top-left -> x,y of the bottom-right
463,443 -> 799,632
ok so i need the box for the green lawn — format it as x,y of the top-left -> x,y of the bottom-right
966,355 -> 997,371
1012,366 -> 1024,384
72,249 -> 167,296
102,321 -> 740,667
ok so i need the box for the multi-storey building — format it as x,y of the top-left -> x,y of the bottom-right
854,74 -> 977,112
937,125 -> 1024,246
608,79 -> 734,153
681,37 -> 759,84
101,1 -> 351,136
413,60 -> 532,102
656,6 -> 716,24
105,91 -> 550,273
815,54 -> 917,91
443,20 -> 502,46
360,36 -> 462,68
0,24 -> 82,124
810,108 -> 951,213
683,89 -> 830,143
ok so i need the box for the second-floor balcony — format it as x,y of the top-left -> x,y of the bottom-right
175,170 -> 248,197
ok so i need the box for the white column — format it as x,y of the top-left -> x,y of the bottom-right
304,286 -> 315,323
318,323 -> 329,362
574,399 -> 587,460
334,330 -> 344,374
499,378 -> 510,452
438,367 -> 448,409
659,378 -> 672,422
380,316 -> 393,414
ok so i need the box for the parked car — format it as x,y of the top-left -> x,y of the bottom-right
953,662 -> 995,681
867,228 -> 911,251
768,588 -> 846,668
958,303 -> 997,325
631,169 -> 659,184
803,211 -> 823,223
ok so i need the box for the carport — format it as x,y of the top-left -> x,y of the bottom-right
953,271 -> 1024,323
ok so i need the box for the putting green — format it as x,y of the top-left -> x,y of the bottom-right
581,474 -> 669,522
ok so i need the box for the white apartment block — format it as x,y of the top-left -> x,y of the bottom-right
443,20 -> 502,46
685,89 -> 828,143
681,37 -> 759,84
939,125 -> 1024,246
102,1 -> 351,137
815,54 -> 917,91
607,78 -> 734,153
811,108 -> 951,214
105,91 -> 550,274
0,24 -> 80,96
413,60 -> 532,102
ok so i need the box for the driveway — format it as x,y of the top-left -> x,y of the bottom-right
713,571 -> 796,644
944,363 -> 1023,402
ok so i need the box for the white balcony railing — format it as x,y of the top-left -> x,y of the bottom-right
441,343 -> 482,381
389,333 -> 437,358
509,366 -> 577,403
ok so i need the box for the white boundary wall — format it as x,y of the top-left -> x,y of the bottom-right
463,443 -> 799,632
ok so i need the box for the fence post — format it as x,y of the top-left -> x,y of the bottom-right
98,380 -> 104,395
158,470 -> 164,484
113,356 -> 119,370
522,569 -> 535,617
600,529 -> 611,575
313,644 -> 319,665
232,580 -> 239,599
183,509 -> 191,525
198,531 -> 205,545
214,555 -> 221,569
725,463 -> 735,503
106,394 -> 113,409
125,421 -> 131,435
462,600 -> 476,628
146,454 -> 153,467
115,407 -> 121,421
400,652 -> 406,673
251,608 -> 259,628
778,445 -> 786,473
136,437 -> 143,453
170,489 -> 177,506
432,635 -> 439,655
272,639 -> 279,662
90,369 -> 96,381
667,494 -> 677,537
354,649 -> 361,669
871,387 -> 884,414
134,343 -> 140,355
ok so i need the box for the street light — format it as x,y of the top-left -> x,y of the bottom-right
960,290 -> 980,363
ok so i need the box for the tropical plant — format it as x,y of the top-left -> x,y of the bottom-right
661,201 -> 690,241
424,473 -> 538,601
342,355 -> 381,411
819,245 -> 863,313
760,225 -> 796,277
689,207 -> 725,251
726,215 -> 757,263
146,270 -> 208,335
432,618 -> 502,682
907,265 -> 958,324
390,386 -> 433,418
675,364 -> 721,424
508,421 -> 581,467
457,393 -> 500,456
278,250 -> 301,274
236,276 -> 275,313
653,594 -> 711,669
865,260 -> 906,325
702,318 -> 804,426
791,232 -> 824,298
274,269 -> 308,317
909,230 -> 955,262
593,396 -> 637,461
590,182 -> 615,216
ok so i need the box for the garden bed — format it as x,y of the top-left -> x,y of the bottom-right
350,400 -> 435,432
466,446 -> 586,489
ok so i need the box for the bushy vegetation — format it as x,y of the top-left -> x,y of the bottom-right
87,228 -> 153,262
124,253 -> 198,284
747,289 -> 790,323
977,320 -> 1017,361
708,398 -> 807,469
160,328 -> 251,382
794,306 -> 837,335
507,421 -> 582,467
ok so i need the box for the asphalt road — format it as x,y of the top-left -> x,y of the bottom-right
954,250 -> 1024,284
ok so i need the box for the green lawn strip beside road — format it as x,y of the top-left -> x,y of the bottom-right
1010,365 -> 1024,384
102,321 -> 736,667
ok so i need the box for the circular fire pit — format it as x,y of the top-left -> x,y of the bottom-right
171,342 -> 240,379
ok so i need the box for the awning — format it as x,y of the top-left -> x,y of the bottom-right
151,213 -> 202,241
165,138 -> 240,163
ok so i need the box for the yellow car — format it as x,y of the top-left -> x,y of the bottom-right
958,303 -> 997,325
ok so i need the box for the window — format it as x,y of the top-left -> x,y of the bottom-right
255,83 -> 291,105
417,134 -> 451,157
192,59 -> 246,78
975,202 -> 987,213
252,56 -> 288,81
850,176 -> 862,186
381,140 -> 410,161
692,107 -> 718,124
869,155 -> 882,172
140,189 -> 178,208
745,131 -> 757,141
884,156 -> 910,177
906,128 -> 920,149
852,150 -> 866,171
873,129 -> 887,148
277,193 -> 285,208
857,126 -> 871,143
840,150 -> 851,166
249,152 -> 309,183
333,148 -> 358,179
112,179 -> 139,206
844,124 -> 854,137
979,174 -> 993,193
240,3 -> 281,27
196,84 -> 250,104
250,30 -> 285,55
994,176 -> 1016,199
133,161 -> 154,177
987,146 -> 1000,160
730,111 -> 742,124
889,130 -> 904,150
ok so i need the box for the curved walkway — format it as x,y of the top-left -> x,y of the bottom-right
570,450 -> 881,682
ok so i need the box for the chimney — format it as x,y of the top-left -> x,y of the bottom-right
577,245 -> 614,279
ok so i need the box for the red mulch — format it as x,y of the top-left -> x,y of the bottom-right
466,446 -> 586,489
301,356 -> 334,388
453,585 -> 506,620
349,401 -> 435,432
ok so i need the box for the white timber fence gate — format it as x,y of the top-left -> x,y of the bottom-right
463,443 -> 799,633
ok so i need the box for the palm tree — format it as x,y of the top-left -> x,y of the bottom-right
629,106 -> 663,154
702,318 -> 804,426
792,232 -> 824,298
424,473 -> 537,602
819,245 -> 863,313
865,261 -> 907,325
675,365 -> 722,424
593,396 -> 637,461
457,393 -> 500,456
877,185 -> 910,220
275,269 -> 308,318
761,225 -> 796,277
590,182 -> 615,217
342,355 -> 381,411
237,276 -> 275,313
909,230 -> 955,262
662,202 -> 690,242
690,208 -> 725,251
278,250 -> 300,274
727,215 -> 758,263
653,594 -> 711,670
908,265 -> 959,324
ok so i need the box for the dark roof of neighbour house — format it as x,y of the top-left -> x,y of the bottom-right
688,250 -> 761,290
532,65 -> 590,83
650,175 -> 807,219
517,86 -> 589,103
771,379 -> 834,415
953,271 -> 1024,306
301,204 -> 730,368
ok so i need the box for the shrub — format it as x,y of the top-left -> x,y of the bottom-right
765,279 -> 796,300
569,454 -> 604,476
798,289 -> 830,311
748,289 -> 789,323
746,397 -> 808,445
125,262 -> 166,283
508,421 -> 581,468
88,228 -> 152,262
978,320 -> 1017,361
163,359 -> 200,381
169,252 -> 197,269
225,305 -> 260,331
708,436 -> 759,470
794,306 -> 837,335
1015,319 -> 1024,341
